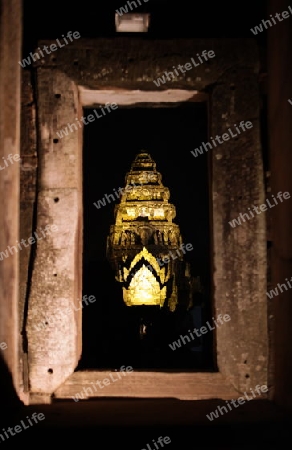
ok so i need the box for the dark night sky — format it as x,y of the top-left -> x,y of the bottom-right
81,104 -> 211,370
83,104 -> 208,275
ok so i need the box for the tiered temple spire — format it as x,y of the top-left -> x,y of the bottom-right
106,152 -> 191,311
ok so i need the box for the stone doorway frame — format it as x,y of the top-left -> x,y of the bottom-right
22,38 -> 268,403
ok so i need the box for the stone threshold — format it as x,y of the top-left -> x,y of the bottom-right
53,370 -> 242,401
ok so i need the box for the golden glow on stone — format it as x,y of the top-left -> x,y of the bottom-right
123,265 -> 167,307
168,276 -> 178,312
128,247 -> 161,275
126,208 -> 136,217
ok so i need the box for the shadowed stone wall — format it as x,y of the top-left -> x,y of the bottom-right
21,38 -> 268,400
268,0 -> 292,410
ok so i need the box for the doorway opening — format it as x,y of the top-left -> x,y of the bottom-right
78,102 -> 214,372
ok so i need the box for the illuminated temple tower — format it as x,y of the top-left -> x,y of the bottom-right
106,152 -> 192,312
